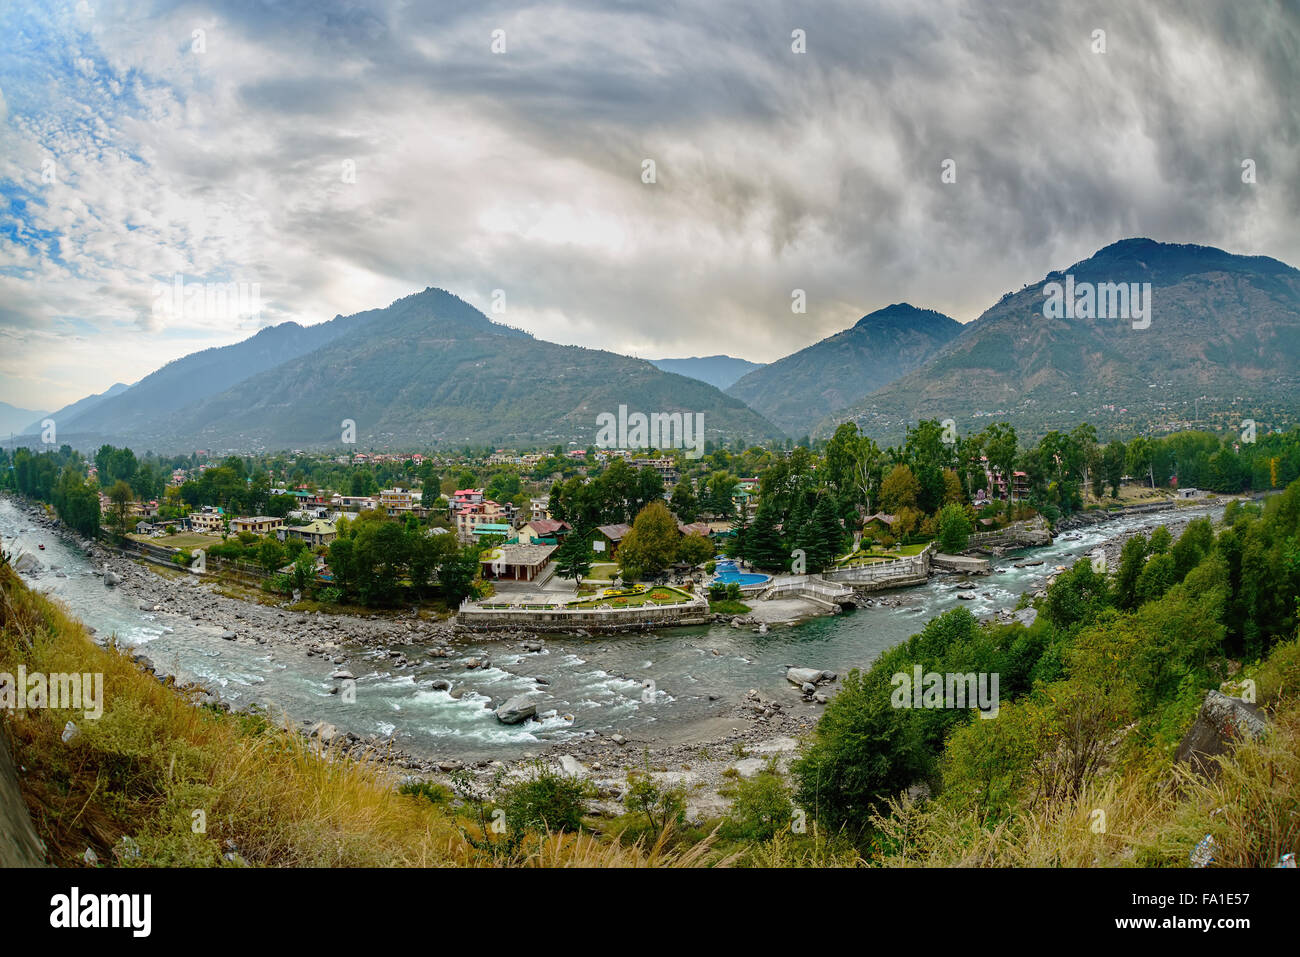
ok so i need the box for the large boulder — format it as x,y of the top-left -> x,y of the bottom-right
1175,691 -> 1268,776
786,667 -> 836,687
494,694 -> 539,725
12,553 -> 42,574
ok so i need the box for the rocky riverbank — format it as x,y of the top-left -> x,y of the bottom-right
4,497 -> 836,819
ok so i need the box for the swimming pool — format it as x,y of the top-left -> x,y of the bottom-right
711,559 -> 770,586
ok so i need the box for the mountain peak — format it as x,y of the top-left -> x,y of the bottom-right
852,302 -> 959,331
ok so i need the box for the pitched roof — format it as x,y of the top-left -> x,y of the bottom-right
596,523 -> 632,541
527,519 -> 570,535
677,522 -> 712,537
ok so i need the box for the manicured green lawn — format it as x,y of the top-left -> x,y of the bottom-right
129,532 -> 223,550
565,585 -> 693,608
838,542 -> 928,566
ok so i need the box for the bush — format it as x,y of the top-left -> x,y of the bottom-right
499,763 -> 590,833
623,770 -> 687,842
721,767 -> 794,842
399,779 -> 452,807
316,586 -> 343,605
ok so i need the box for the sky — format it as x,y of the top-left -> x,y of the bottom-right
1,0 -> 1297,412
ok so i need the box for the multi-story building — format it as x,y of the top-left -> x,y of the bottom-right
279,520 -> 337,548
189,507 -> 226,534
379,487 -> 420,514
229,516 -> 285,537
456,500 -> 508,541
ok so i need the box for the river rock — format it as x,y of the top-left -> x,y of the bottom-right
1175,690 -> 1269,776
13,553 -> 42,574
494,694 -> 539,725
429,678 -> 452,692
786,667 -> 836,687
1012,607 -> 1038,627
556,755 -> 585,777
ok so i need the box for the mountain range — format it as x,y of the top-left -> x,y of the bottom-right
725,303 -> 962,434
10,238 -> 1298,454
0,401 -> 47,437
819,239 -> 1300,443
19,289 -> 777,452
646,355 -> 764,390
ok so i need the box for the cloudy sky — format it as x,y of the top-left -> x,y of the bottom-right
1,0 -> 1296,411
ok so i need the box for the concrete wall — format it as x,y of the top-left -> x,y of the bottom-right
456,599 -> 711,634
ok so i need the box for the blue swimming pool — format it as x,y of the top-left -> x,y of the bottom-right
711,559 -> 770,587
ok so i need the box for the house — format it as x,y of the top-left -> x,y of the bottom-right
517,519 -> 571,545
863,512 -> 897,532
529,497 -> 551,523
278,520 -> 337,548
229,516 -> 285,537
189,508 -> 225,534
677,522 -> 712,539
631,456 -> 679,487
452,489 -> 484,513
1177,487 -> 1205,500
379,487 -> 420,514
480,543 -> 557,582
135,520 -> 162,537
456,500 -> 509,541
595,523 -> 632,558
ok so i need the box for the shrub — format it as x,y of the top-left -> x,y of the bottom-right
721,768 -> 794,842
399,779 -> 452,807
623,770 -> 687,842
500,763 -> 590,833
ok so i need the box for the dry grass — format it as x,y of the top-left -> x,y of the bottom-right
867,689 -> 1300,868
0,563 -> 692,868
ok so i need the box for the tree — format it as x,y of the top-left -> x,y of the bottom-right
670,477 -> 698,522
553,527 -> 594,582
936,503 -> 973,553
1103,440 -> 1126,497
617,501 -> 680,580
438,549 -> 481,606
1126,437 -> 1154,489
1104,536 -> 1145,613
802,494 -> 846,571
52,468 -> 100,538
108,480 -> 134,537
744,497 -> 787,570
289,549 -> 316,592
879,464 -> 919,514
677,532 -> 714,567
258,538 -> 287,572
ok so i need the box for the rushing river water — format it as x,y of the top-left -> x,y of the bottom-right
0,498 -> 1219,761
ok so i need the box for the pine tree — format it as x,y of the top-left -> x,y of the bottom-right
804,495 -> 846,571
746,498 -> 787,571
554,526 -> 594,582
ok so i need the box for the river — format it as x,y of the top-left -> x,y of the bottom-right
0,497 -> 1218,762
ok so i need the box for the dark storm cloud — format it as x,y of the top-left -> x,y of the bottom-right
2,0 -> 1296,409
